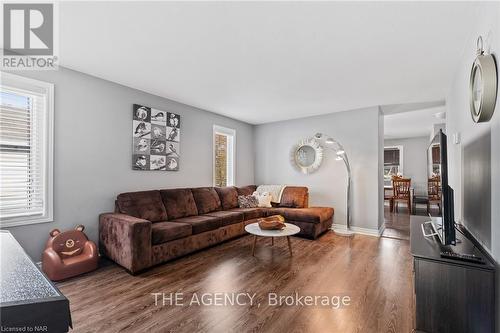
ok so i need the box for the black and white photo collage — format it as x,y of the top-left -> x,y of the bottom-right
132,104 -> 180,171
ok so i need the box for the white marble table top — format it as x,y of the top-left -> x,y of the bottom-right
245,222 -> 300,237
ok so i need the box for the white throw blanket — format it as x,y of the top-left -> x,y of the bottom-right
255,185 -> 287,203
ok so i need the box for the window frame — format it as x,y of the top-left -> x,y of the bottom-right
213,125 -> 236,187
383,145 -> 403,185
0,72 -> 54,227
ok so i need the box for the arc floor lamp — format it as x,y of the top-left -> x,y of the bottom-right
314,133 -> 354,237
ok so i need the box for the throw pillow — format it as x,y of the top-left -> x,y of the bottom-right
253,191 -> 272,208
238,195 -> 258,208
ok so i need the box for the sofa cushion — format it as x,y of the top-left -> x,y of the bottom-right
169,215 -> 222,235
191,187 -> 221,214
279,187 -> 308,208
229,207 -> 267,220
215,186 -> 239,210
151,222 -> 192,245
160,188 -> 198,219
204,211 -> 244,227
281,207 -> 334,224
116,190 -> 168,222
236,185 -> 257,196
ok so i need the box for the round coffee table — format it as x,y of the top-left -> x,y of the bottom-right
244,222 -> 300,256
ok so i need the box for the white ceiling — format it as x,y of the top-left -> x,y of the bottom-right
56,2 -> 478,124
384,106 -> 446,139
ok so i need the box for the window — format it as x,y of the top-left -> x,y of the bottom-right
213,125 -> 235,187
384,146 -> 403,186
0,73 -> 54,227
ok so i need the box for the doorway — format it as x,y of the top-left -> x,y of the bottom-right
381,105 -> 445,240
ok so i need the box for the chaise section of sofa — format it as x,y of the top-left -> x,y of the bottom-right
99,185 -> 333,273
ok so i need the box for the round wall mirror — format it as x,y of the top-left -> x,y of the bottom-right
291,138 -> 323,174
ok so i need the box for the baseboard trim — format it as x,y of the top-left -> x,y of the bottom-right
332,224 -> 383,237
378,224 -> 386,237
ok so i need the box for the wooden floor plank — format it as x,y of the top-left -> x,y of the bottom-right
58,231 -> 414,333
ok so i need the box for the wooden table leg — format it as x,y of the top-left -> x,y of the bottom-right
287,236 -> 292,256
252,235 -> 257,256
271,237 -> 274,246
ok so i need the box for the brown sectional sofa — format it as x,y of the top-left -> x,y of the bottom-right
99,185 -> 333,274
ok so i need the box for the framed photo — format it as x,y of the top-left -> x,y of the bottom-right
132,104 -> 180,171
166,157 -> 179,171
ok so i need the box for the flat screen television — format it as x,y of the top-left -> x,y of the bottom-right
427,129 -> 456,245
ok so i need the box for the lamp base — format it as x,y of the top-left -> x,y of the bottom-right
332,226 -> 355,237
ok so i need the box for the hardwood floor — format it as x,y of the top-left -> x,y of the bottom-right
383,206 -> 411,240
58,231 -> 414,333
383,204 -> 440,241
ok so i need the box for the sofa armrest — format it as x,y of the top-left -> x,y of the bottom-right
99,213 -> 152,273
42,247 -> 63,276
82,240 -> 98,258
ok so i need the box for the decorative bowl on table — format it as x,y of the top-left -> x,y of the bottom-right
258,215 -> 286,230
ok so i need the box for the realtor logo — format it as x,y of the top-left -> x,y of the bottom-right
2,2 -> 58,70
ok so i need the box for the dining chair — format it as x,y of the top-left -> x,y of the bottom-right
384,175 -> 402,213
393,178 -> 412,214
427,177 -> 441,215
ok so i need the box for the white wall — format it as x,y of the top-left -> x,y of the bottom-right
254,107 -> 382,231
2,68 -> 255,260
384,136 -> 430,196
431,123 -> 446,140
447,1 -> 499,254
445,2 -> 500,331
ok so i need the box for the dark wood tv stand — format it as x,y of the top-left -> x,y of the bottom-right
410,216 -> 495,333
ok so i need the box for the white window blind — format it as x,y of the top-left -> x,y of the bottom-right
0,73 -> 53,226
